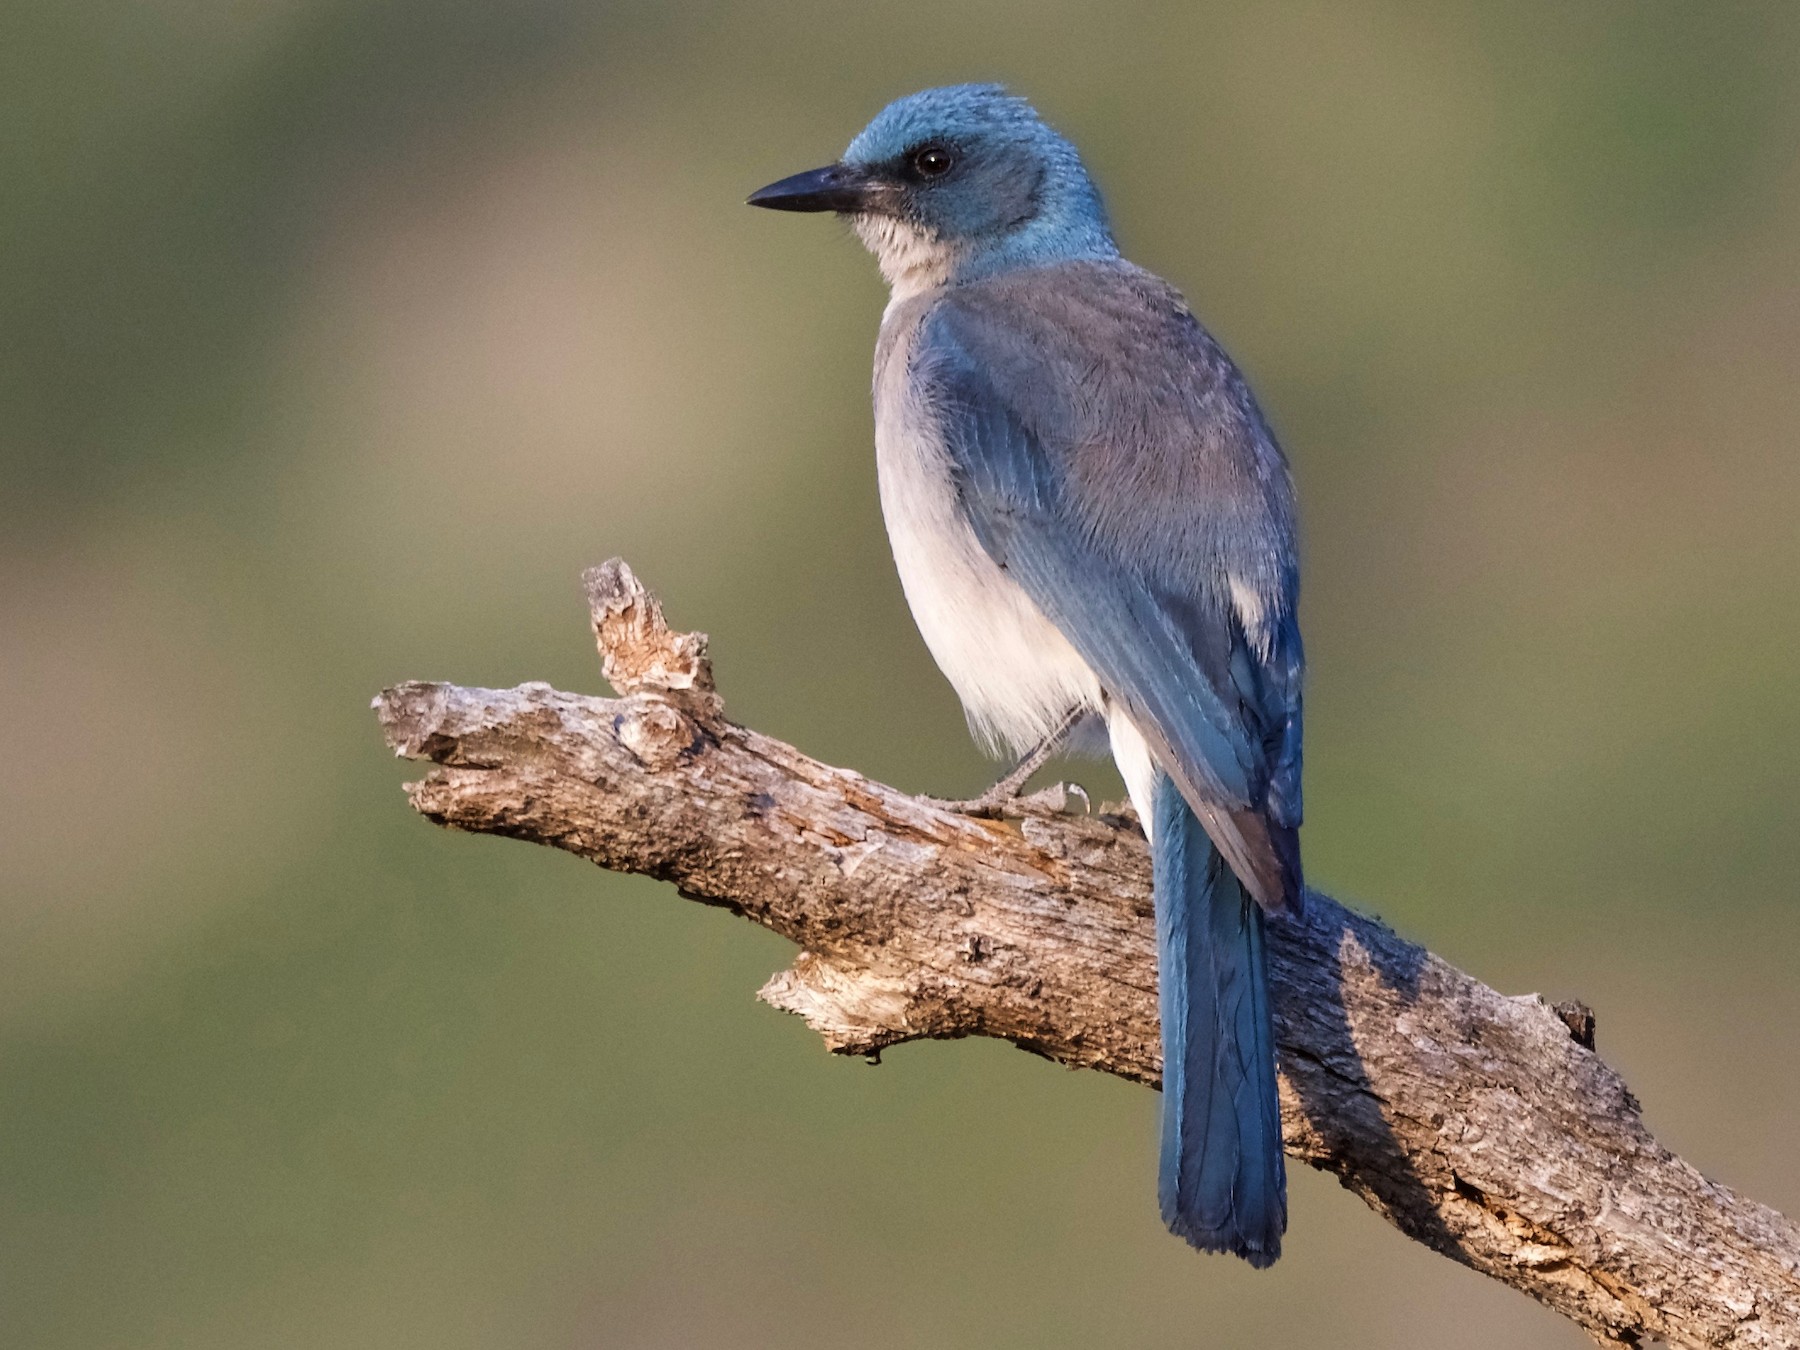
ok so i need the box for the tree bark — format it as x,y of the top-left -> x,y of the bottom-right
372,560 -> 1800,1349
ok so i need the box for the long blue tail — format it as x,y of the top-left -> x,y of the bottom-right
1152,771 -> 1286,1267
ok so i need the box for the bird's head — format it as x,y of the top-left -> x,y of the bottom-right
749,84 -> 1117,297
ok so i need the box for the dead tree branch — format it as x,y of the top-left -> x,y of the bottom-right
373,560 -> 1800,1349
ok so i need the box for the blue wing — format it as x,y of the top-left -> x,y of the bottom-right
915,274 -> 1302,911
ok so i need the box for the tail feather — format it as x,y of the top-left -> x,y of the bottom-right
1153,772 -> 1286,1267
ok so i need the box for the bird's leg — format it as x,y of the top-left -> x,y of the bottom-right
931,707 -> 1092,818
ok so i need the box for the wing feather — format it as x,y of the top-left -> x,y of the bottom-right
917,275 -> 1303,910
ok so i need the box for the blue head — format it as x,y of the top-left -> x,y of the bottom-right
749,85 -> 1118,294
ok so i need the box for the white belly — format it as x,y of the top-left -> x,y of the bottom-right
873,351 -> 1103,758
870,301 -> 1165,835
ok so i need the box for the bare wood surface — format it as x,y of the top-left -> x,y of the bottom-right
373,560 -> 1800,1349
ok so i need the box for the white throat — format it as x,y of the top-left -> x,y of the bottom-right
853,214 -> 961,305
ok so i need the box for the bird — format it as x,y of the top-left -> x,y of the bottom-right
748,84 -> 1302,1269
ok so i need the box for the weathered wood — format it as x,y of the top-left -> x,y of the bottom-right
374,560 -> 1800,1349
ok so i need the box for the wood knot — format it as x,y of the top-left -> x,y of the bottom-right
616,699 -> 695,769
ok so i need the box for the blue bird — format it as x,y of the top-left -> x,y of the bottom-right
750,84 -> 1302,1268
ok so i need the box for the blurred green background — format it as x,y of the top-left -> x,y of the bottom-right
4,2 -> 1798,1346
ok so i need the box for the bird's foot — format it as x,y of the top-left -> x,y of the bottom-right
927,708 -> 1092,819
929,781 -> 1091,820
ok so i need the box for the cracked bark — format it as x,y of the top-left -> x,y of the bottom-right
373,560 -> 1800,1349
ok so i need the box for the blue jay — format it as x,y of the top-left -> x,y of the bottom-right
750,85 -> 1302,1268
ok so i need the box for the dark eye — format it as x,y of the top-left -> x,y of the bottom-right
910,145 -> 954,178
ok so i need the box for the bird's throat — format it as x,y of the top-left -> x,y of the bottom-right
852,214 -> 963,304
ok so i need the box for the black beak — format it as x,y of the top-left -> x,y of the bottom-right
747,163 -> 877,213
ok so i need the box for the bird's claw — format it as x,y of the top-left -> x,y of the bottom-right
929,781 -> 1090,820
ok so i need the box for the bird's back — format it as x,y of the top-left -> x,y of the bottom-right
920,259 -> 1298,616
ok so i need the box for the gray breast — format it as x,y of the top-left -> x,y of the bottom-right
871,294 -> 1103,756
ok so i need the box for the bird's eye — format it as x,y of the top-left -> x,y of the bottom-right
910,145 -> 954,178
